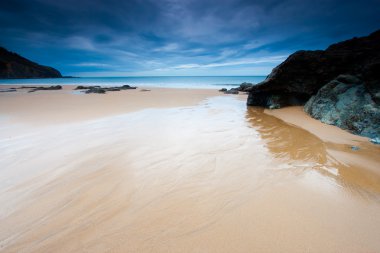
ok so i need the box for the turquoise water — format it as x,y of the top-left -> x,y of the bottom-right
0,76 -> 266,89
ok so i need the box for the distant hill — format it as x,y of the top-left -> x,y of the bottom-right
0,47 -> 62,78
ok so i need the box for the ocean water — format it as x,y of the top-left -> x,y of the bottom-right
0,76 -> 266,89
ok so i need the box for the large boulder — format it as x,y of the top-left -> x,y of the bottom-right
247,29 -> 380,108
0,47 -> 62,78
304,75 -> 380,139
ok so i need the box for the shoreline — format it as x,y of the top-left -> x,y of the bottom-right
0,76 -> 267,90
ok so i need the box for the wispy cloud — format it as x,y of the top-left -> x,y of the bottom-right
153,43 -> 180,52
1,0 -> 379,76
169,55 -> 287,70
66,36 -> 96,51
71,62 -> 111,67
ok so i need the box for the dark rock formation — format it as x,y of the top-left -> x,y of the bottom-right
75,85 -> 100,90
0,88 -> 17,92
224,88 -> 239,94
19,86 -> 39,89
219,83 -> 254,94
0,47 -> 62,78
238,82 -> 253,92
28,85 -> 62,92
304,75 -> 380,139
246,29 -> 380,140
80,85 -> 137,94
247,30 -> 380,108
122,85 -> 137,89
85,87 -> 106,94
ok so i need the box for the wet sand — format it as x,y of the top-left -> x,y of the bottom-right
0,88 -> 380,252
0,86 -> 218,126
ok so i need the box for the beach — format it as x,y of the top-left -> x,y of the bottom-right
1,86 -> 380,252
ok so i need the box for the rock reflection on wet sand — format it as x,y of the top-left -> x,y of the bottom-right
0,96 -> 380,252
246,106 -> 380,196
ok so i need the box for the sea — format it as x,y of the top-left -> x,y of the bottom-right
0,76 -> 266,89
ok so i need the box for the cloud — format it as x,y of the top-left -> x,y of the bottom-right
153,43 -> 180,52
1,0 -> 379,76
71,62 -> 111,67
66,36 -> 96,51
170,55 -> 287,70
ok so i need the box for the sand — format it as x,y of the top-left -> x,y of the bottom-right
265,106 -> 380,176
0,86 -> 218,126
0,87 -> 380,253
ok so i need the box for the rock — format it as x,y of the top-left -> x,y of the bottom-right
304,75 -> 380,139
0,47 -> 62,78
351,146 -> 360,151
106,88 -> 121,91
120,85 -> 137,90
224,88 -> 239,94
219,83 -> 254,93
219,83 -> 254,94
140,89 -> 151,92
82,85 -> 137,94
28,85 -> 62,92
238,82 -> 254,92
75,85 -> 100,90
0,88 -> 17,92
245,29 -> 380,140
247,29 -> 380,108
19,86 -> 39,89
85,87 -> 107,94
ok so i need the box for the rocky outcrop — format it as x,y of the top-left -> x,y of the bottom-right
0,47 -> 62,78
28,85 -> 62,92
74,85 -> 101,90
238,82 -> 254,92
246,29 -> 380,140
0,88 -> 17,93
304,75 -> 380,139
75,85 -> 137,94
218,83 -> 254,94
247,30 -> 380,108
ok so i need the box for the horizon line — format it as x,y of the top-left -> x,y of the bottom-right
68,75 -> 268,78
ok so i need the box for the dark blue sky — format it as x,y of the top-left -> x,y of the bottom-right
1,0 -> 379,76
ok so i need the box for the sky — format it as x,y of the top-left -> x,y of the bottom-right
1,0 -> 380,77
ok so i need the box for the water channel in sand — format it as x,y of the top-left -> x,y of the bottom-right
0,96 -> 380,252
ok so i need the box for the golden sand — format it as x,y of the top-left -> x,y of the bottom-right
0,87 -> 379,252
0,86 -> 218,125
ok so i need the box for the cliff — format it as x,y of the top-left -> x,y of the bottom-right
0,47 -> 62,78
